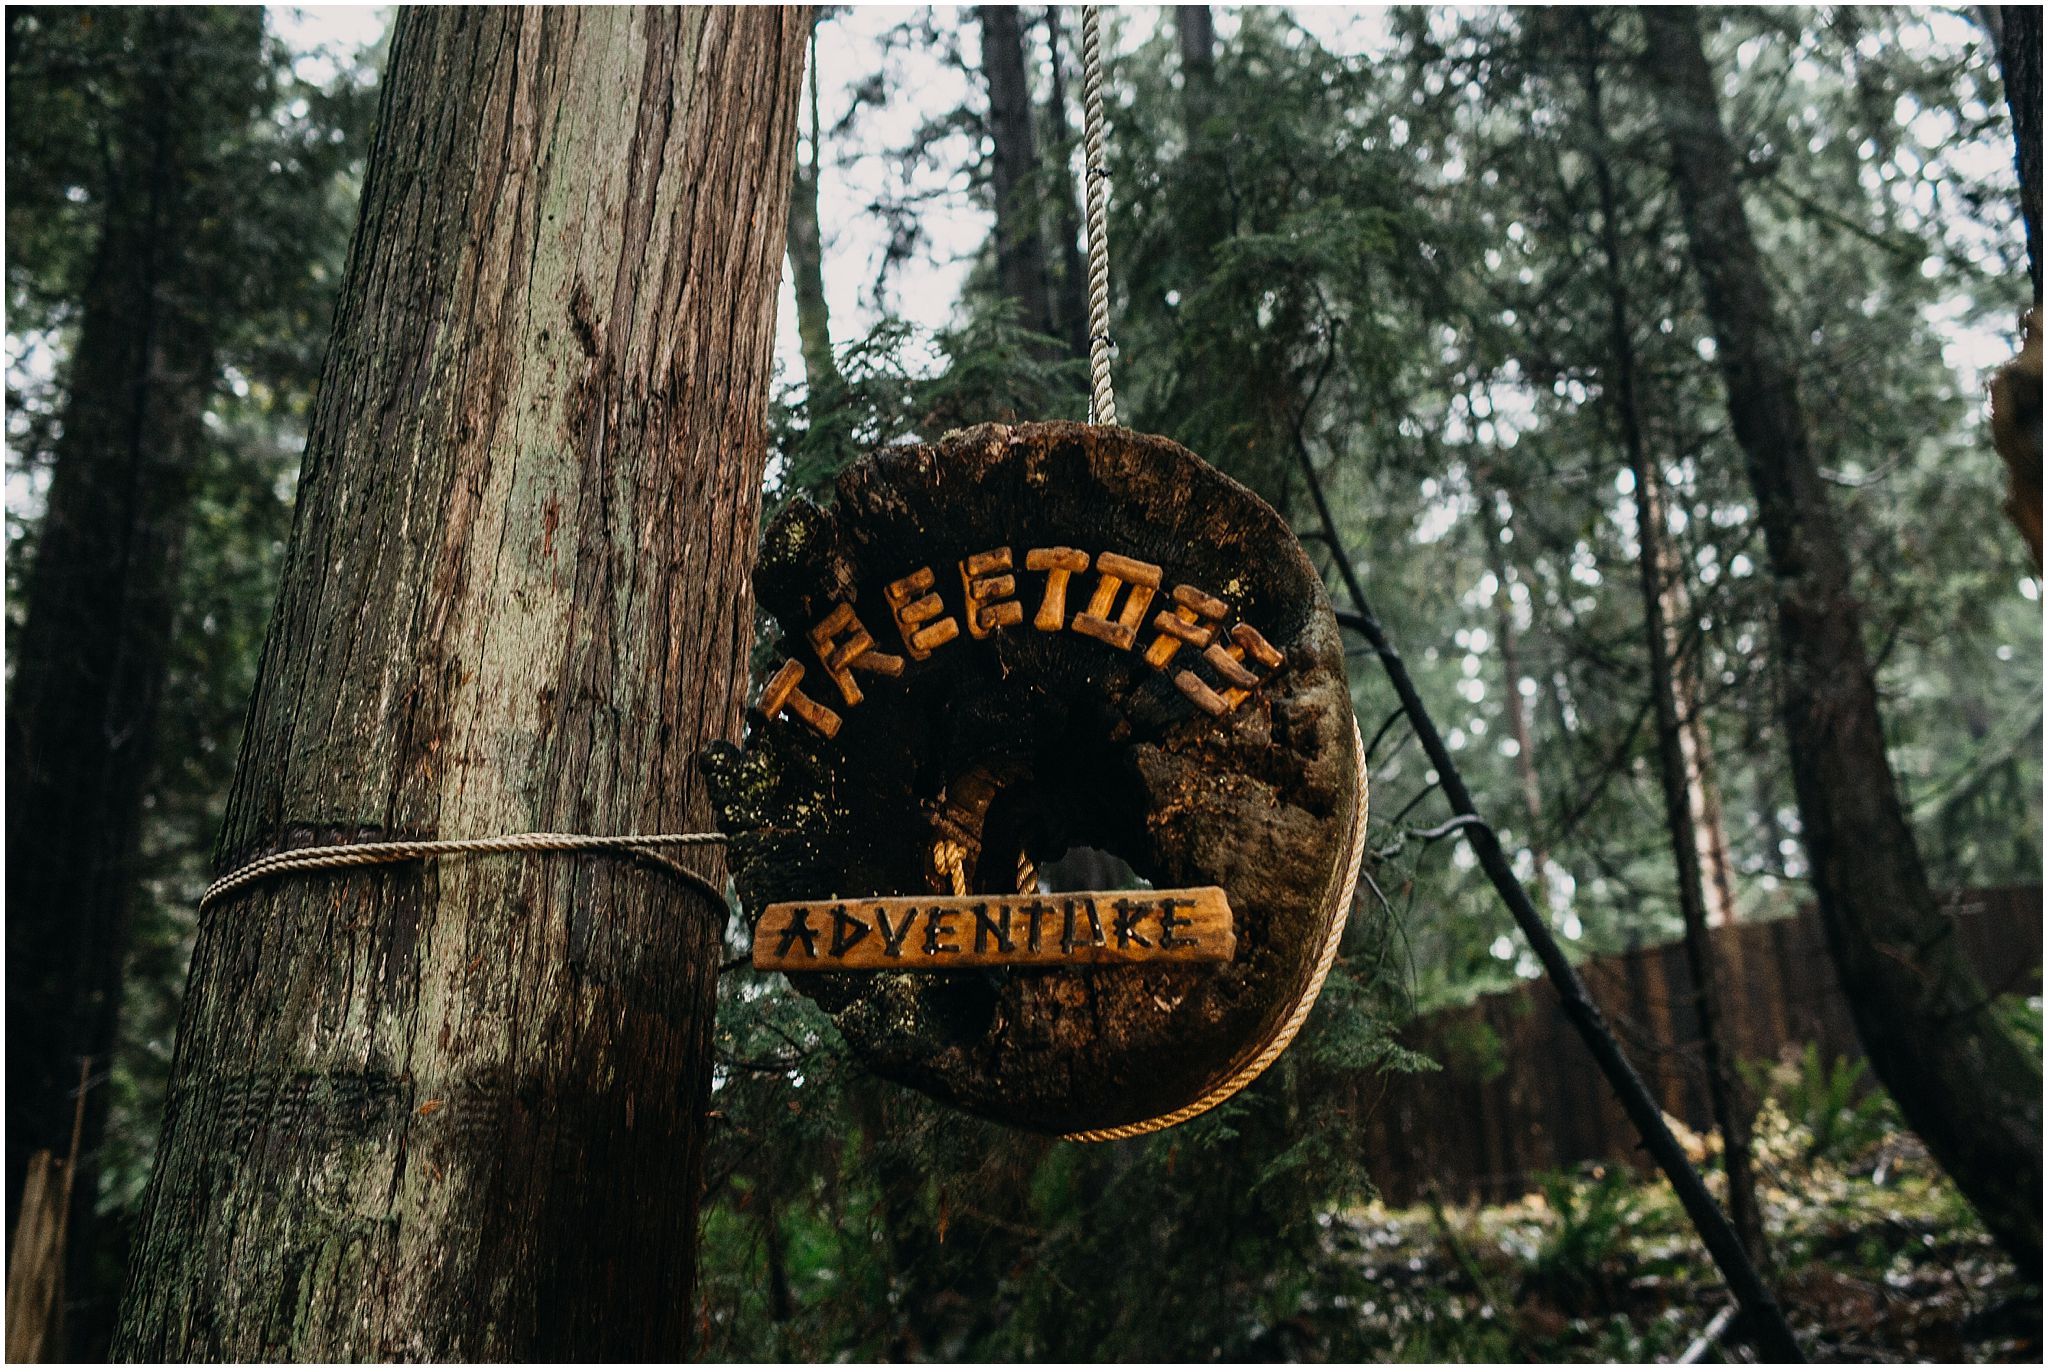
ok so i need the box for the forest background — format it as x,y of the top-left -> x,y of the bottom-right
3,3 -> 2041,1361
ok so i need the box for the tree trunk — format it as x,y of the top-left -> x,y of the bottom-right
1178,5 -> 1216,113
1987,5 -> 2041,299
1477,484 -> 1554,907
1643,5 -> 2042,1272
5,8 -> 262,1352
788,17 -> 838,394
977,5 -> 1058,340
1042,7 -> 1089,360
114,9 -> 808,1359
1677,656 -> 1741,928
1174,6 -> 1229,263
1577,13 -> 1766,1270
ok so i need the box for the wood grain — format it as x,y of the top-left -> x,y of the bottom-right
115,10 -> 809,1360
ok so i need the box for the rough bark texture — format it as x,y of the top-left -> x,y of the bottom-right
114,9 -> 807,1359
5,9 -> 259,1348
1989,5 -> 2041,299
787,18 -> 838,394
703,422 -> 1360,1135
978,6 -> 1058,341
1644,5 -> 2042,1273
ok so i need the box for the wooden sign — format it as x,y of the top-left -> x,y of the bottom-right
753,888 -> 1234,970
702,421 -> 1365,1137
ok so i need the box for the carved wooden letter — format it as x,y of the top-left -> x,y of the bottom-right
960,547 -> 1025,637
885,566 -> 960,659
1025,547 -> 1090,631
760,658 -> 842,738
807,602 -> 906,706
1072,551 -> 1163,650
1143,583 -> 1230,668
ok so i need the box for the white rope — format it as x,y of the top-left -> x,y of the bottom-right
1062,714 -> 1371,1142
200,831 -> 730,914
1082,4 -> 1118,426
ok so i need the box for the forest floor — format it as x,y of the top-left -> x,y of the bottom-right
1311,1100 -> 2039,1362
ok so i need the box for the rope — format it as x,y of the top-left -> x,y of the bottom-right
1081,4 -> 1118,427
199,831 -> 730,915
200,717 -> 1365,1146
1062,713 -> 1371,1142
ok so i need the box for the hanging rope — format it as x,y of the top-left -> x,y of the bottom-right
1082,4 -> 1118,426
199,830 -> 730,915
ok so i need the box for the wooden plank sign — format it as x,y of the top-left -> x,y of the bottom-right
754,888 -> 1234,971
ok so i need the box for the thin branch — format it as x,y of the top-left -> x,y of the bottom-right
1297,414 -> 1801,1359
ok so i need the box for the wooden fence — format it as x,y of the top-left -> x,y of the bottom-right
1353,886 -> 2041,1206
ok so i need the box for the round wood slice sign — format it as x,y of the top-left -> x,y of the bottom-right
702,421 -> 1363,1136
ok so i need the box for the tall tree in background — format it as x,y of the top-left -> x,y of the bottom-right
1642,5 -> 2042,1271
1985,5 -> 2040,298
978,6 -> 1058,342
6,5 -> 261,1222
788,16 -> 839,395
1,10 -> 371,1356
115,8 -> 807,1358
1041,7 -> 1089,359
1573,9 -> 1765,1269
1986,6 -> 2042,569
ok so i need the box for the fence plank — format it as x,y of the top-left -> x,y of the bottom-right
1363,886 -> 2040,1205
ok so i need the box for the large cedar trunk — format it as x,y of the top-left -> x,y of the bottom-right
978,5 -> 1058,341
114,9 -> 808,1358
1642,6 -> 2042,1271
5,9 -> 262,1352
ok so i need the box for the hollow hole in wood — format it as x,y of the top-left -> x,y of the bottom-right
958,763 -> 1157,897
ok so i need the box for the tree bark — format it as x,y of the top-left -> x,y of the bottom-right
1177,5 -> 1216,114
1987,5 -> 2041,299
977,5 -> 1058,340
1678,655 -> 1741,928
1643,5 -> 2042,1272
1174,6 -> 1229,264
787,17 -> 838,394
114,9 -> 807,1359
5,8 -> 262,1352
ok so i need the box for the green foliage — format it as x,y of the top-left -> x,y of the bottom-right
705,5 -> 2039,1355
698,907 -> 1429,1361
6,2 -> 2035,1359
1990,988 -> 2043,1058
1746,1044 -> 1902,1167
765,308 -> 1087,522
1524,1167 -> 1642,1316
5,5 -> 384,1212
